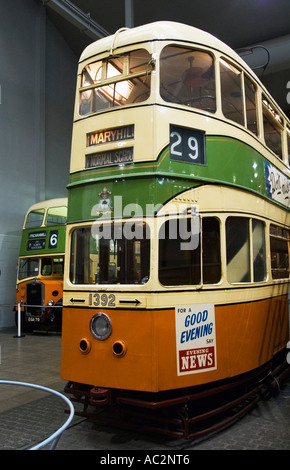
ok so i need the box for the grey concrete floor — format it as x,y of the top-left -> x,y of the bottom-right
0,327 -> 289,451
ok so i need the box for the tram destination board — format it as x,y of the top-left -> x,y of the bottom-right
86,147 -> 134,169
170,125 -> 206,165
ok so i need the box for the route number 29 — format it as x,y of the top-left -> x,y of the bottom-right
170,125 -> 205,165
171,131 -> 199,160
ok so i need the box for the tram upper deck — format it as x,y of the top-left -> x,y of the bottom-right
68,21 -> 290,221
19,198 -> 67,257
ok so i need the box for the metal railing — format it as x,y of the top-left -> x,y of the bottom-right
0,380 -> 74,450
10,300 -> 61,337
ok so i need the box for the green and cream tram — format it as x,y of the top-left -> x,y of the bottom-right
61,22 -> 290,437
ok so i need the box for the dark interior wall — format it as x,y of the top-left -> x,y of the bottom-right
0,0 -> 77,326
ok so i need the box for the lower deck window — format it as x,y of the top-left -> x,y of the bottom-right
158,217 -> 221,286
226,217 -> 266,283
41,257 -> 64,276
70,223 -> 150,285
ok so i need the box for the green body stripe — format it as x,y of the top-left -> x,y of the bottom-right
67,136 -> 288,223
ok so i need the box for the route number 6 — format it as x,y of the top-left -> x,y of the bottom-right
49,231 -> 58,249
50,233 -> 58,246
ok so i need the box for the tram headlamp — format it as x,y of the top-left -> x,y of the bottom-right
90,312 -> 112,341
47,299 -> 54,306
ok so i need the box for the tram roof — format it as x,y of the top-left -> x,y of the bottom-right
78,21 -> 289,124
79,21 -> 250,70
26,198 -> 68,212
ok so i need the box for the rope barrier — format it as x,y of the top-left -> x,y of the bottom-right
0,301 -> 62,337
0,380 -> 74,450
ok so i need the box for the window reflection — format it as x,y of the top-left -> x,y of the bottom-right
160,46 -> 216,113
46,206 -> 67,226
25,209 -> 45,228
220,59 -> 244,125
79,50 -> 152,115
270,224 -> 290,279
226,217 -> 266,283
287,127 -> 290,166
18,257 -> 39,280
262,97 -> 283,159
244,75 -> 258,135
158,217 -> 221,286
70,223 -> 150,285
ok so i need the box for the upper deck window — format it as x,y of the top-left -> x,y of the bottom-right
46,206 -> 67,226
25,209 -> 45,228
79,49 -> 152,115
160,46 -> 216,113
287,127 -> 290,166
244,75 -> 258,135
262,96 -> 283,159
220,59 -> 244,126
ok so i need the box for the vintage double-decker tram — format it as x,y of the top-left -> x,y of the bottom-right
61,22 -> 290,438
16,198 -> 67,332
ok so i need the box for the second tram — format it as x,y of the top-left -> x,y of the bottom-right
61,22 -> 290,437
16,198 -> 67,332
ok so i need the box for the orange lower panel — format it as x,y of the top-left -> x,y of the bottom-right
60,295 -> 289,393
16,278 -> 63,308
61,307 -> 156,391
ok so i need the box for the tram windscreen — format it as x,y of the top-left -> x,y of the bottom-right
160,46 -> 216,112
79,49 -> 152,115
46,206 -> 67,226
18,257 -> 39,280
70,223 -> 150,285
25,209 -> 45,228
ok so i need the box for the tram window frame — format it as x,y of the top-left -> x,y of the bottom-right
25,209 -> 45,228
41,257 -> 64,277
270,224 -> 290,279
69,222 -> 150,285
287,127 -> 290,166
52,257 -> 64,275
244,75 -> 258,136
220,59 -> 244,126
79,49 -> 153,115
158,216 -> 221,286
46,206 -> 67,226
226,217 -> 266,284
160,45 -> 216,114
226,217 -> 250,283
262,96 -> 283,159
252,219 -> 267,282
18,257 -> 40,281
